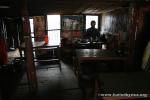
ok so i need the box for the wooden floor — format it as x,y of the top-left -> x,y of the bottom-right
10,61 -> 82,100
1,58 -> 150,100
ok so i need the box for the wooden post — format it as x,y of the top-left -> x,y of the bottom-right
21,0 -> 38,94
127,3 -> 139,70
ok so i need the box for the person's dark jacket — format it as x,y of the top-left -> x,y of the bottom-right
85,27 -> 100,40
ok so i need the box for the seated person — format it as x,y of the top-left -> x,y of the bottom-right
83,20 -> 100,41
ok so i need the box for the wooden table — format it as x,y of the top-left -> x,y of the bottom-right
19,41 -> 61,70
74,41 -> 104,49
74,49 -> 128,100
19,41 -> 45,57
74,49 -> 127,76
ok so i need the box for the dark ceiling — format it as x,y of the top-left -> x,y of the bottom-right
27,0 -> 130,15
0,0 -> 149,17
0,0 -> 21,17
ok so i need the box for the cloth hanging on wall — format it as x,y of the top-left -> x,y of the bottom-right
33,16 -> 45,41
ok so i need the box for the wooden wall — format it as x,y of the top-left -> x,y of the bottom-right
131,4 -> 150,69
119,2 -> 150,70
100,4 -> 150,70
101,8 -> 129,34
101,8 -> 130,50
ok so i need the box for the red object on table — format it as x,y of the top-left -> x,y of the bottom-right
44,35 -> 48,44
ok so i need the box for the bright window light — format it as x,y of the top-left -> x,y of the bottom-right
86,15 -> 98,29
29,18 -> 34,32
29,18 -> 35,42
47,15 -> 60,46
48,30 -> 60,46
47,15 -> 60,30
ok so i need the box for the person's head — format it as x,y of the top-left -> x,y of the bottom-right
91,20 -> 96,28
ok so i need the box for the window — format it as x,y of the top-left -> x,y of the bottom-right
29,18 -> 35,42
86,15 -> 98,29
47,15 -> 60,46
